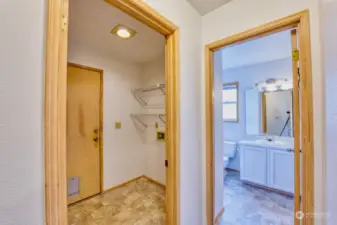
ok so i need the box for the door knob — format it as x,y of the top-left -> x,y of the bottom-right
92,128 -> 99,147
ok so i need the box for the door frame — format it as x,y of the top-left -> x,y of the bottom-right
205,10 -> 314,225
67,62 -> 104,197
44,1 -> 180,225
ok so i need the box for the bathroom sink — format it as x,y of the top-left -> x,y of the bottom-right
255,139 -> 285,145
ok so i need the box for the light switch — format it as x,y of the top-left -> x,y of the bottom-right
115,122 -> 122,129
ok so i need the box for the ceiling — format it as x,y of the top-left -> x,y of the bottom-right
187,0 -> 233,15
68,0 -> 165,64
221,30 -> 292,70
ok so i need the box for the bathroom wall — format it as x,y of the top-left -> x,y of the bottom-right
213,51 -> 224,216
68,47 -> 149,190
141,55 -> 167,185
223,58 -> 292,170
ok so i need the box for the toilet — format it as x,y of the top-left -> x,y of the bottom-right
224,141 -> 237,168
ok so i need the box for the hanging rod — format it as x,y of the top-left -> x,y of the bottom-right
132,84 -> 165,107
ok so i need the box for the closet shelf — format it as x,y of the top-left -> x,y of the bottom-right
130,113 -> 166,129
132,84 -> 165,108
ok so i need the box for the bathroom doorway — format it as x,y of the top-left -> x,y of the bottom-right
205,11 -> 314,225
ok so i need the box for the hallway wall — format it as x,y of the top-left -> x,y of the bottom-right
0,0 -> 46,224
321,0 -> 337,223
0,0 -> 203,224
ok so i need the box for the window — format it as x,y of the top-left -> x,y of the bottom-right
223,82 -> 239,122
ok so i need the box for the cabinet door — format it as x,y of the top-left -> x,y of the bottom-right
240,145 -> 267,186
268,149 -> 294,193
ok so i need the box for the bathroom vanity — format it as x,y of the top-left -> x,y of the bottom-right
239,137 -> 295,195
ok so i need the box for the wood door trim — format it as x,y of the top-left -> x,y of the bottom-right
67,62 -> 104,194
68,62 -> 104,74
205,10 -> 314,225
104,0 -> 177,36
44,1 -> 180,225
291,29 -> 301,225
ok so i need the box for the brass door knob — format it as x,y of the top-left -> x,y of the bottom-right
92,128 -> 99,146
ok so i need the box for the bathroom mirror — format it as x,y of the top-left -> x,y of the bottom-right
245,88 -> 294,137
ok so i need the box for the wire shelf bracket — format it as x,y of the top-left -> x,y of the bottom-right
130,113 -> 166,130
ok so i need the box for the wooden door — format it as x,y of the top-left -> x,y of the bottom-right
67,63 -> 102,205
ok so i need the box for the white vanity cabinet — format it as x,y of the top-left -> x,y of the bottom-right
240,144 -> 294,194
267,148 -> 294,193
240,145 -> 267,186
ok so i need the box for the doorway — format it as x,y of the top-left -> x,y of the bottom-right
44,0 -> 180,225
205,11 -> 314,225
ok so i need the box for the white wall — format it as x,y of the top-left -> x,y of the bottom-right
145,1 -> 203,224
223,58 -> 292,170
202,0 -> 325,222
321,0 -> 337,223
68,48 -> 151,189
141,55 -> 166,185
0,0 -> 203,225
0,0 -> 46,224
221,30 -> 291,70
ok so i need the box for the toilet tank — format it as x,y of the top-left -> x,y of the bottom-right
224,141 -> 237,157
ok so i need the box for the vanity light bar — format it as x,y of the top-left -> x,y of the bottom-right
255,78 -> 293,93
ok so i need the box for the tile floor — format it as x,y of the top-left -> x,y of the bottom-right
68,177 -> 166,225
68,171 -> 294,225
219,170 -> 294,225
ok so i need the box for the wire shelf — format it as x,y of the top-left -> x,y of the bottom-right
132,84 -> 165,108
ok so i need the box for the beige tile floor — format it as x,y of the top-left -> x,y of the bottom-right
219,170 -> 294,225
68,177 -> 166,225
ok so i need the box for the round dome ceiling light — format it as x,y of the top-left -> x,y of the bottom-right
111,24 -> 137,40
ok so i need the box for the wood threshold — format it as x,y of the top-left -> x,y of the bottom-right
214,207 -> 225,225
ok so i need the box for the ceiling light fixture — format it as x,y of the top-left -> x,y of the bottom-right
111,24 -> 137,40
